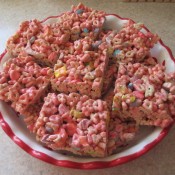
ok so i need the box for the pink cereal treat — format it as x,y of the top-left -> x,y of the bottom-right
1,3 -> 175,158
6,19 -> 43,57
34,93 -> 110,157
51,39 -> 109,99
70,3 -> 106,40
112,63 -> 174,128
102,88 -> 138,155
6,20 -> 64,67
103,20 -> 159,64
107,117 -> 138,155
0,53 -> 53,114
6,3 -> 106,67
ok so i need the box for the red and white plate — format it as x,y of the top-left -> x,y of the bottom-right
0,14 -> 174,169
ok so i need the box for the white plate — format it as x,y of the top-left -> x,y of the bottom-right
0,14 -> 174,169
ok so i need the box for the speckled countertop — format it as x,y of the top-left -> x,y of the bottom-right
0,1 -> 175,175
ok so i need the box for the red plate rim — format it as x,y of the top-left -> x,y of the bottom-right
0,13 -> 174,169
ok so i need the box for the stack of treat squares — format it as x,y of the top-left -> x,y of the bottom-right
0,3 -> 175,157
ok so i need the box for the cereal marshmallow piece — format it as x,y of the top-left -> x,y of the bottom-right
112,63 -> 173,128
34,93 -> 110,157
0,54 -> 53,114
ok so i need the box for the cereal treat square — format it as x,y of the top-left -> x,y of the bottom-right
6,19 -> 43,57
0,54 -> 52,114
112,63 -> 173,128
6,3 -> 106,67
102,88 -> 138,155
24,23 -> 71,67
67,3 -> 106,40
103,20 -> 159,64
51,41 -> 109,99
6,19 -> 66,67
34,2 -> 106,67
34,93 -> 110,157
107,118 -> 138,155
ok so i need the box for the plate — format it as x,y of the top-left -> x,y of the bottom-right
0,14 -> 174,169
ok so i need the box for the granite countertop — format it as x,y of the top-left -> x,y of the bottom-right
0,1 -> 175,175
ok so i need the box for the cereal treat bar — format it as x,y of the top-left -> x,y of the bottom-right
103,20 -> 159,64
102,89 -> 138,155
6,19 -> 64,67
32,2 -> 105,66
0,54 -> 52,114
6,3 -> 106,67
65,3 -> 106,40
107,118 -> 138,155
6,19 -> 43,57
51,39 -> 109,99
34,93 -> 110,157
112,63 -> 174,128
